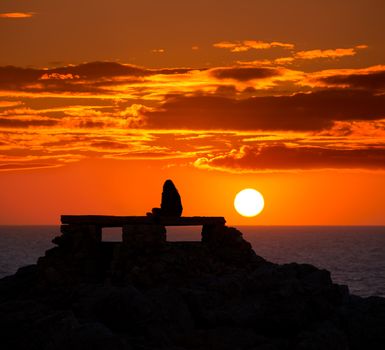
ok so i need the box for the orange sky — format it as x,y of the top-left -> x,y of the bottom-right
0,0 -> 385,225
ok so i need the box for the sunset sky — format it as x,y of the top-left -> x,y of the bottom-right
1,0 -> 385,225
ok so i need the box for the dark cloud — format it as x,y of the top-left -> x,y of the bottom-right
0,62 -> 196,93
198,145 -> 385,171
23,97 -> 118,110
0,66 -> 42,87
0,63 -> 141,94
74,120 -> 106,128
0,62 -> 147,86
53,62 -> 148,79
0,118 -> 58,128
0,61 -> 195,81
316,71 -> 385,91
144,90 -> 385,131
214,85 -> 238,97
211,67 -> 280,81
91,141 -> 129,149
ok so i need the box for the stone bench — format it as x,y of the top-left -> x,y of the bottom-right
61,215 -> 226,227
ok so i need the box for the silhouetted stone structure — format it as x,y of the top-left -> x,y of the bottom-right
151,179 -> 183,217
38,214 -> 258,285
3,213 -> 385,350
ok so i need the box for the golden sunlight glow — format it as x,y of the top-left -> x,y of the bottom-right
234,188 -> 265,217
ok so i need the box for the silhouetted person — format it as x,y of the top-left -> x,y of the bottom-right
150,179 -> 183,217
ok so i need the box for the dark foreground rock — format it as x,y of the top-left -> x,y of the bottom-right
1,225 -> 385,350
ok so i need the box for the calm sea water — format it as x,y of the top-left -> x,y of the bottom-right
0,225 -> 384,298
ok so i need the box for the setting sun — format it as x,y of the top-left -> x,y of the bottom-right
234,188 -> 265,217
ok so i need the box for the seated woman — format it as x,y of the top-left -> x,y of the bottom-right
150,179 -> 183,217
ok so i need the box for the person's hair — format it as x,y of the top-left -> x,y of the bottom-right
163,179 -> 176,191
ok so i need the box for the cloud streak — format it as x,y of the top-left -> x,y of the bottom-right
213,40 -> 294,52
0,12 -> 35,18
236,45 -> 369,67
295,45 -> 367,60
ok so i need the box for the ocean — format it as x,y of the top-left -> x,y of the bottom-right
0,225 -> 384,298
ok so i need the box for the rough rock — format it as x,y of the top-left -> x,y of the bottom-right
1,223 -> 385,350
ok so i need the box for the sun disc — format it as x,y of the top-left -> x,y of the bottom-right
234,188 -> 264,217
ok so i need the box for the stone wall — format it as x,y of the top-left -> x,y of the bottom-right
37,221 -> 259,287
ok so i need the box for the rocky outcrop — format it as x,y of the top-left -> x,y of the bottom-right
1,223 -> 385,350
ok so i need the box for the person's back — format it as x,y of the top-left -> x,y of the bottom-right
160,179 -> 183,216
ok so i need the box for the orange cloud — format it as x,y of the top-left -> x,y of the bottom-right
236,59 -> 273,66
213,40 -> 294,52
237,45 -> 369,66
0,101 -> 22,108
274,57 -> 295,65
356,44 -> 369,50
40,73 -> 80,80
295,45 -> 367,60
296,48 -> 355,59
0,12 -> 35,18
